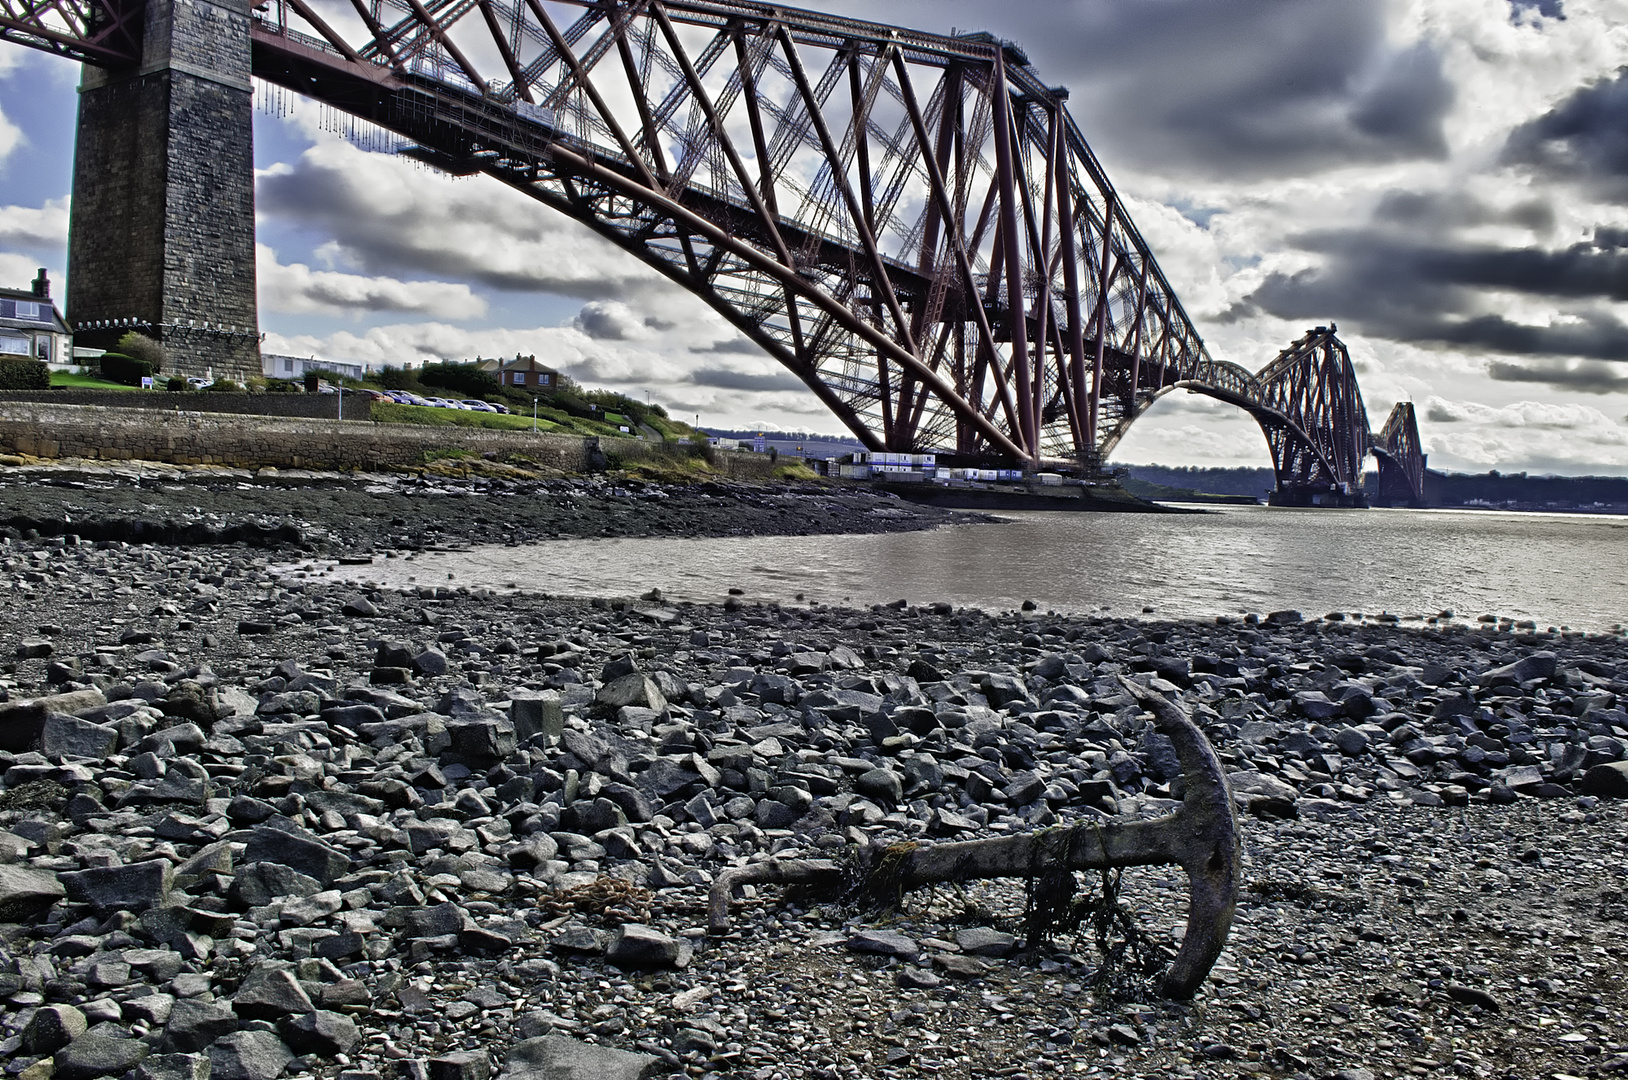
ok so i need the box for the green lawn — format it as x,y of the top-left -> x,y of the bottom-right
371,401 -> 560,431
50,371 -> 139,390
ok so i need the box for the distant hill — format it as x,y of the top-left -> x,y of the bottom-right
1419,470 -> 1628,511
1117,464 -> 1276,499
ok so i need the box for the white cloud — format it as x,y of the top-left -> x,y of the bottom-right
1420,394 -> 1628,471
0,197 -> 68,249
256,137 -> 672,300
256,244 -> 485,318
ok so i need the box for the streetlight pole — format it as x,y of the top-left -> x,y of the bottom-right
532,397 -> 538,433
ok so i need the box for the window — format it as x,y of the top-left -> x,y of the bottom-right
539,373 -> 551,386
512,372 -> 526,385
0,335 -> 27,356
35,337 -> 50,361
13,301 -> 39,321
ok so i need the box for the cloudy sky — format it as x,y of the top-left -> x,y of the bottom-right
3,0 -> 1628,472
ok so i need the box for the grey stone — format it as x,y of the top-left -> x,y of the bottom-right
59,858 -> 173,915
855,768 -> 904,804
0,688 -> 106,752
412,649 -> 449,676
0,862 -> 66,921
232,967 -> 314,1020
511,692 -> 564,744
954,927 -> 1018,957
341,596 -> 378,618
319,704 -> 386,731
135,1054 -> 212,1080
604,924 -> 690,969
55,1034 -> 151,1080
444,719 -> 516,765
164,999 -> 239,1052
22,1003 -> 88,1055
427,1051 -> 490,1080
1479,651 -> 1557,686
596,674 -> 667,713
278,1011 -> 359,1057
40,713 -> 119,760
1333,726 -> 1370,755
208,1031 -> 294,1080
242,827 -> 348,886
501,1036 -> 662,1080
1580,761 -> 1628,797
229,863 -> 321,907
1445,984 -> 1500,1011
846,930 -> 920,959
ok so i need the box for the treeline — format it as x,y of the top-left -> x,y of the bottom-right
1117,464 -> 1276,497
1423,470 -> 1628,508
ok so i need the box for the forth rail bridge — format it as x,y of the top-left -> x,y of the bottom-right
0,0 -> 1426,506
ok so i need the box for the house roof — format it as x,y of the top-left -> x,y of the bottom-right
0,312 -> 70,335
498,355 -> 558,373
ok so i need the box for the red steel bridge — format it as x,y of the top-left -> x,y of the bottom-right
1,0 -> 1426,504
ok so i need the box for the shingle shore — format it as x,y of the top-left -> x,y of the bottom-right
0,473 -> 1624,1080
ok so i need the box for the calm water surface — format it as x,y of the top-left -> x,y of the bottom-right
315,505 -> 1628,631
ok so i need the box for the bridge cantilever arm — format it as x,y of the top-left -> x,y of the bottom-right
537,138 -> 1031,461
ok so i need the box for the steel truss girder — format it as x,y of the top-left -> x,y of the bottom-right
239,0 -> 1220,465
1374,400 -> 1425,505
0,0 -> 140,64
13,0 -> 1420,489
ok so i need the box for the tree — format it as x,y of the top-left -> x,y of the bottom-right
116,332 -> 166,372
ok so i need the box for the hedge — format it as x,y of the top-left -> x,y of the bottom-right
0,357 -> 49,390
99,353 -> 155,387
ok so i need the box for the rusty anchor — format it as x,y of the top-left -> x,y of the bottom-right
708,678 -> 1241,998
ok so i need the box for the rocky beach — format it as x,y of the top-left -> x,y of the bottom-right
0,466 -> 1623,1080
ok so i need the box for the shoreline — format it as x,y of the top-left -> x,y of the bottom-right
0,460 -> 996,554
0,520 -> 1622,1080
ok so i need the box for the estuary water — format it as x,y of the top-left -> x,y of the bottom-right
319,504 -> 1628,632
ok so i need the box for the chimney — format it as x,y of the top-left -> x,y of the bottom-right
31,269 -> 48,299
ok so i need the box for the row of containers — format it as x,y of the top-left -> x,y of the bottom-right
836,451 -> 1044,484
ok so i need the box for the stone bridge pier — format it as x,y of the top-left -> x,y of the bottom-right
67,0 -> 260,381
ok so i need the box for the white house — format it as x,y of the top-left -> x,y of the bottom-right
0,270 -> 71,366
263,353 -> 368,381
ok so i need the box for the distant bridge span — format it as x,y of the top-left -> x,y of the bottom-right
1,0 -> 1425,502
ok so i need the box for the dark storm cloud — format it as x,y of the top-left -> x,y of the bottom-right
1487,359 -> 1628,394
1503,67 -> 1628,195
969,0 -> 1451,178
692,337 -> 766,356
1509,0 -> 1564,19
571,302 -> 635,340
1425,403 -> 1461,423
687,367 -> 806,392
1250,225 -> 1628,360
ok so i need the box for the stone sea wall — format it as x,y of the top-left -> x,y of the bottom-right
0,402 -> 780,478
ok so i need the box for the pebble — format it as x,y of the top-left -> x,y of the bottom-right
0,475 -> 1621,1080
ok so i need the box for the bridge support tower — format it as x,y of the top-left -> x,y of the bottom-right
67,0 -> 260,381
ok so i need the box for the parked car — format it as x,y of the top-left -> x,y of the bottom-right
186,376 -> 210,389
354,388 -> 391,401
459,399 -> 498,412
390,391 -> 432,407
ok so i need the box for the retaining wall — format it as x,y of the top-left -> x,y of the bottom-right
0,401 -> 781,478
0,390 -> 373,421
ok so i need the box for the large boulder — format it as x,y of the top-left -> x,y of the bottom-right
59,859 -> 173,915
0,864 -> 66,922
242,827 -> 349,887
501,1036 -> 662,1080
